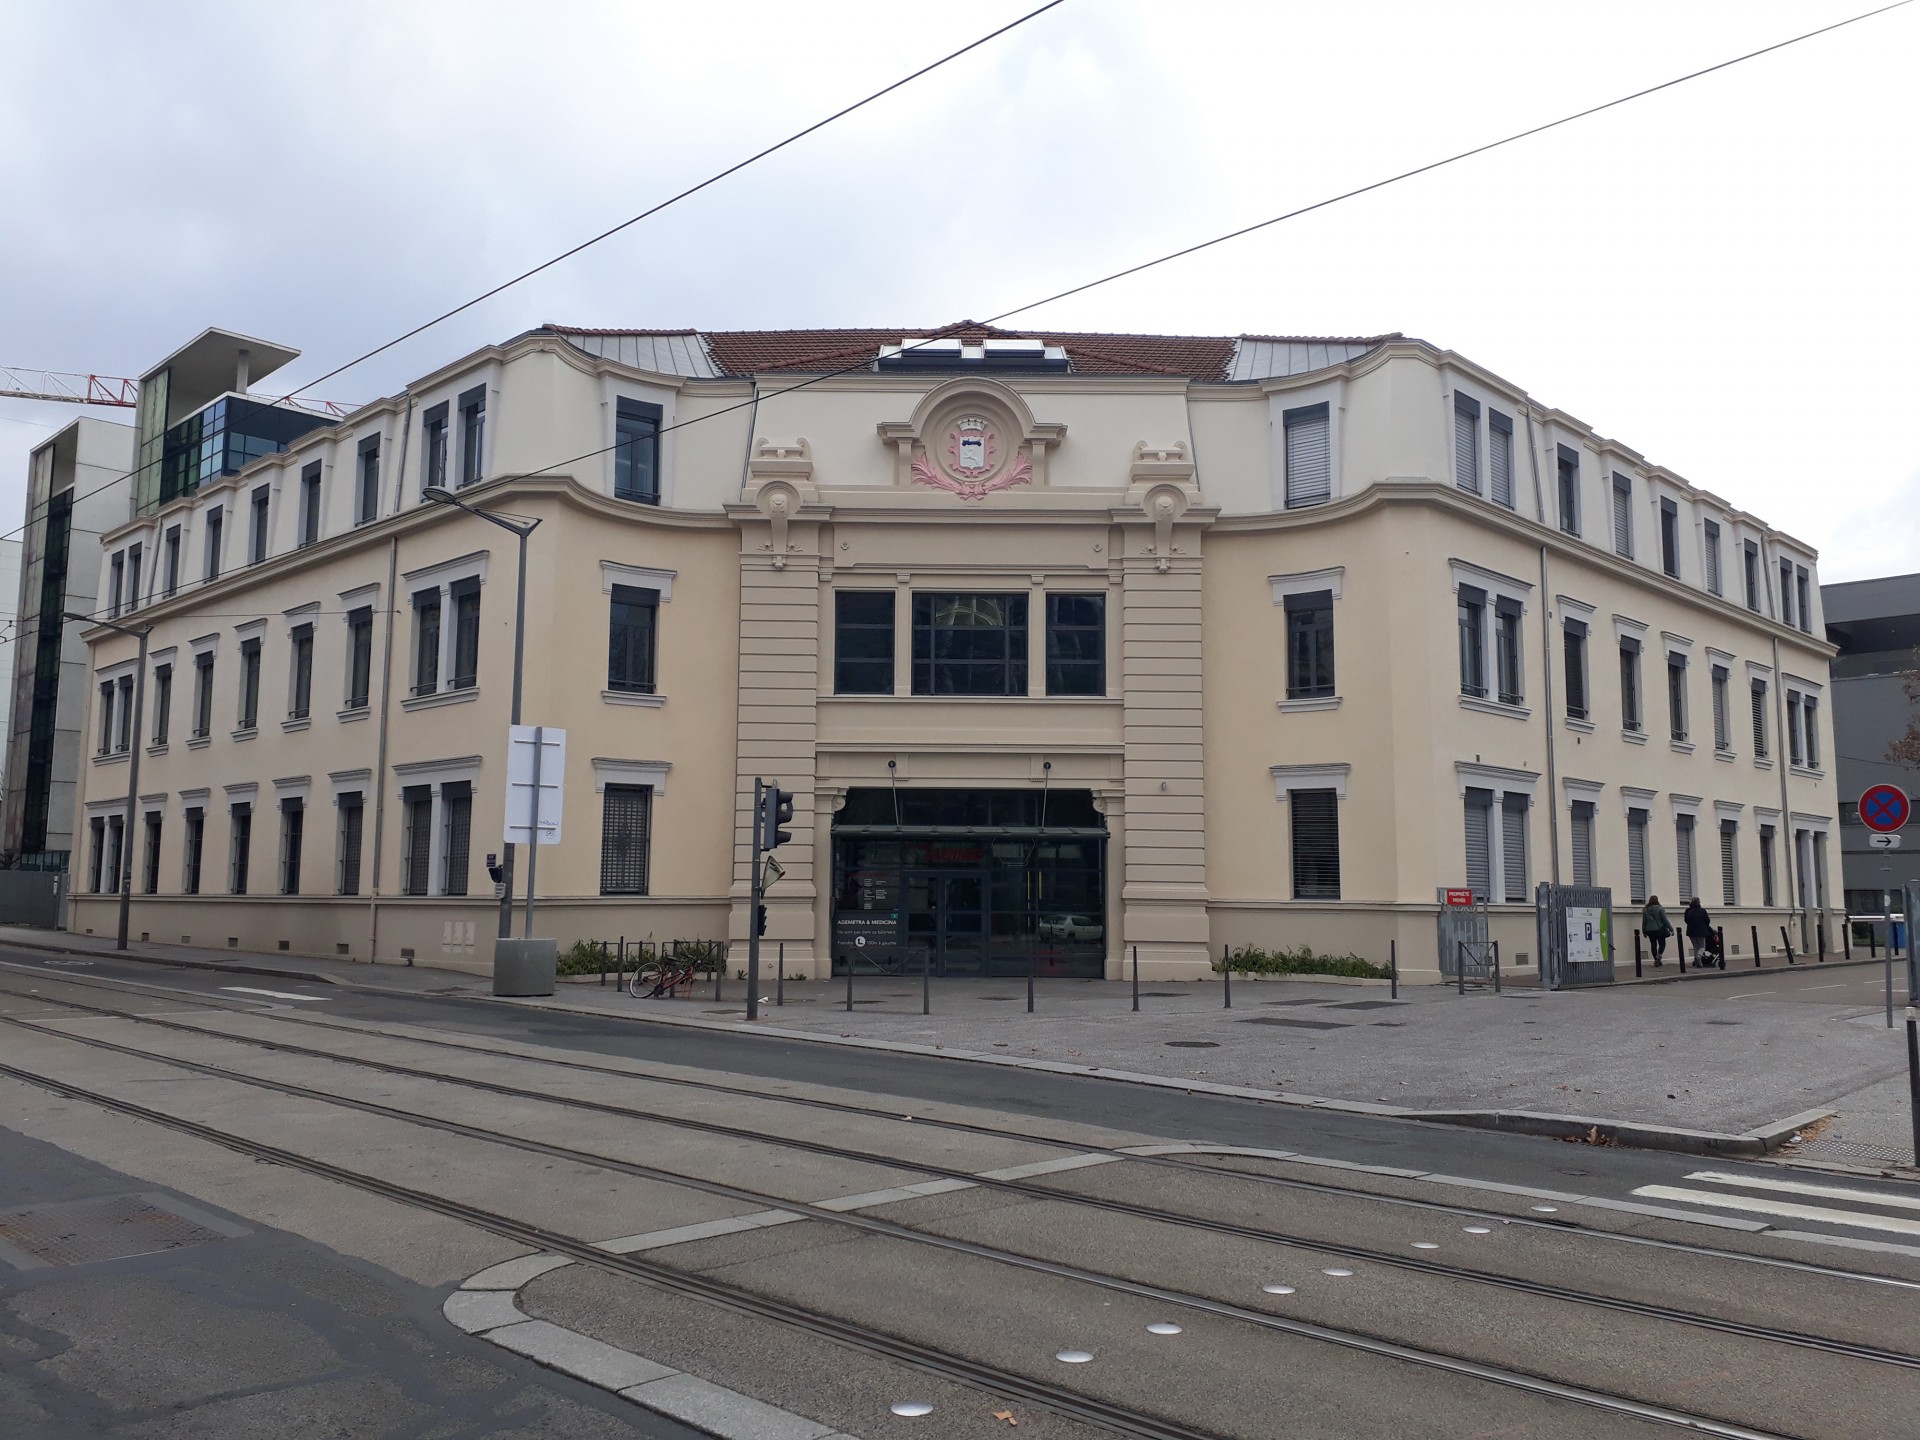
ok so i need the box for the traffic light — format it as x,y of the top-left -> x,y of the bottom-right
755,903 -> 768,938
760,785 -> 795,851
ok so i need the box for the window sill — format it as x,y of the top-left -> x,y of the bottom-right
91,752 -> 130,767
186,736 -> 211,751
1753,757 -> 1774,771
602,689 -> 666,708
1278,695 -> 1342,714
282,716 -> 311,733
231,727 -> 257,742
1459,695 -> 1529,721
1621,728 -> 1648,746
1714,748 -> 1736,763
147,743 -> 168,757
1790,764 -> 1824,780
402,687 -> 479,713
337,706 -> 370,724
1564,717 -> 1596,734
819,694 -> 1122,705
1670,739 -> 1695,755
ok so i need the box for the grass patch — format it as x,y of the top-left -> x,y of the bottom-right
1214,944 -> 1390,980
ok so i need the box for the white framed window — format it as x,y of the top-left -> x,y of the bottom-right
1450,561 -> 1530,714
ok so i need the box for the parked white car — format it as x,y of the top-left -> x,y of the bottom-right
1038,914 -> 1104,942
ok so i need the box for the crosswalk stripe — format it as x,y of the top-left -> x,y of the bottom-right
1631,1185 -> 1920,1237
1683,1170 -> 1920,1214
220,986 -> 328,1002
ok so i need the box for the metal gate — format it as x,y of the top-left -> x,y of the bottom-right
0,869 -> 67,929
1437,888 -> 1488,981
1536,882 -> 1616,989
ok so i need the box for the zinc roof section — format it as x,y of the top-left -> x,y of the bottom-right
543,327 -> 721,378
1225,336 -> 1396,382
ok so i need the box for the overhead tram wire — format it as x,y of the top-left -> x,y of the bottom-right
19,0 -> 1910,576
0,1 -> 1069,549
470,0 -> 1916,492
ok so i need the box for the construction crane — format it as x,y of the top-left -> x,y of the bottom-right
0,364 -> 351,417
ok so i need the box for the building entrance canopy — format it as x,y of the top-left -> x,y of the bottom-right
831,788 -> 1106,979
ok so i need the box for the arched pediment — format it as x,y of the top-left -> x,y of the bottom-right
877,379 -> 1066,498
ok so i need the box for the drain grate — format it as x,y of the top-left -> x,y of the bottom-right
1164,1040 -> 1220,1049
1794,1138 -> 1910,1166
1136,992 -> 1185,998
0,1193 -> 242,1270
1258,998 -> 1335,1008
1327,1000 -> 1402,1011
1238,1016 -> 1349,1030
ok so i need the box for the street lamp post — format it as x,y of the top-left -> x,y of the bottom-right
67,611 -> 151,951
422,487 -> 540,940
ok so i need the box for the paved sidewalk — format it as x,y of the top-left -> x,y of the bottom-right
5,926 -> 1913,1170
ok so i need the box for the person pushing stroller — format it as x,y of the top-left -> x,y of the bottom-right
1684,896 -> 1722,969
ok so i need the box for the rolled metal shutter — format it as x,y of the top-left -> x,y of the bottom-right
1720,819 -> 1738,906
1454,396 -> 1480,494
1463,789 -> 1493,899
1627,809 -> 1649,903
1571,801 -> 1595,886
1489,412 -> 1514,507
1284,404 -> 1331,508
1501,795 -> 1528,902
1288,788 -> 1341,900
1676,814 -> 1696,900
1612,477 -> 1632,556
1751,680 -> 1768,755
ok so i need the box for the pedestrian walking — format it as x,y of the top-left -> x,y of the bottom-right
1642,896 -> 1673,966
1684,896 -> 1720,968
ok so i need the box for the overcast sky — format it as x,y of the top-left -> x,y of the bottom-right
2,0 -> 1914,580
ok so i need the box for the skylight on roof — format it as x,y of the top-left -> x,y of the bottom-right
877,338 -> 1069,372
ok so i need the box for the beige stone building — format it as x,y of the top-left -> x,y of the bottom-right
66,323 -> 1841,981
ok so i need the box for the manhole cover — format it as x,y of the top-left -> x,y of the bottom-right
1704,1019 -> 1743,1026
1372,1021 -> 1406,1027
981,997 -> 1021,1002
1328,1000 -> 1402,1011
0,1193 -> 243,1270
1238,1017 -> 1349,1030
1164,1041 -> 1220,1049
1137,992 -> 1185,998
1259,998 -> 1335,1008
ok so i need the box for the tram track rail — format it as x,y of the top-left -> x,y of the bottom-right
0,1025 -> 1804,1440
2,987 -> 1916,1399
4,959 -> 1914,1297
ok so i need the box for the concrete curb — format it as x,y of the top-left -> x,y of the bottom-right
0,932 -> 470,997
0,932 -> 1854,1164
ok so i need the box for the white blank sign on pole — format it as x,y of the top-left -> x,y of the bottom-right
504,725 -> 565,845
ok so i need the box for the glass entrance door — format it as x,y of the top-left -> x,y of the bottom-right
904,871 -> 987,976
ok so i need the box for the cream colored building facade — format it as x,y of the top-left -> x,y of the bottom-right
67,324 -> 1841,982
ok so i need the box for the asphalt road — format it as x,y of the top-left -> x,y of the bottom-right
1,948 -> 1917,1439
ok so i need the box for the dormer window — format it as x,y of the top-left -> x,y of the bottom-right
876,338 -> 1069,372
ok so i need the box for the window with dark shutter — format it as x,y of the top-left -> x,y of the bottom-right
1454,394 -> 1480,494
600,785 -> 653,895
1626,808 -> 1649,904
1289,789 -> 1340,900
1778,559 -> 1794,625
152,664 -> 171,744
614,398 -> 662,504
290,623 -> 313,719
347,607 -> 373,709
1463,788 -> 1494,900
1283,403 -> 1331,508
1500,794 -> 1529,902
458,385 -> 486,487
1494,598 -> 1523,704
1612,474 -> 1633,556
450,578 -> 481,689
1743,541 -> 1760,610
1659,498 -> 1680,578
1563,619 -> 1588,720
204,507 -> 223,582
299,462 -> 321,547
1046,594 -> 1106,696
1619,636 -> 1641,731
249,486 -> 270,563
1667,651 -> 1688,742
229,804 -> 252,895
1720,819 -> 1739,906
422,401 -> 449,493
1556,445 -> 1580,535
1703,520 -> 1722,595
115,675 -> 132,752
239,638 -> 261,729
357,434 -> 381,524
1759,824 -> 1776,906
413,590 -> 441,695
1488,410 -> 1515,508
1457,586 -> 1486,697
1570,800 -> 1596,886
1712,665 -> 1730,751
337,793 -> 364,896
280,797 -> 304,896
142,812 -> 162,895
441,782 -> 472,896
607,584 -> 658,693
1786,692 -> 1803,765
1750,679 -> 1768,757
401,787 -> 432,896
1676,814 -> 1697,900
1284,590 -> 1334,699
1803,696 -> 1819,767
834,591 -> 894,694
183,808 -> 204,895
87,817 -> 105,893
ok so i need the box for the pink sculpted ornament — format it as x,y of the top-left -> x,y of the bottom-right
911,415 -> 1033,500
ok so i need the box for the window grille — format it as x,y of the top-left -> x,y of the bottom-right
600,784 -> 653,895
1289,789 -> 1340,900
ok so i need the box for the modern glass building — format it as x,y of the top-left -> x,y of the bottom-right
157,395 -> 336,506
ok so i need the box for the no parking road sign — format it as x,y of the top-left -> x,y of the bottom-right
1859,783 -> 1911,834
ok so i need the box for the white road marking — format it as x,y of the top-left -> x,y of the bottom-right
218,986 -> 328,1002
976,1153 -> 1122,1181
1798,983 -> 1844,991
1631,1185 -> 1920,1237
1682,1171 -> 1920,1214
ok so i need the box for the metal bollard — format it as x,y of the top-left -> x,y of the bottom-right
846,954 -> 854,1012
1390,938 -> 1398,1000
1492,941 -> 1502,994
1871,926 -> 1881,959
1457,941 -> 1466,997
1844,922 -> 1852,961
1678,938 -> 1687,974
1715,927 -> 1725,969
1781,926 -> 1795,965
713,941 -> 723,1001
1222,942 -> 1233,1009
776,941 -> 784,1007
616,936 -> 625,991
922,943 -> 930,1016
1633,928 -> 1643,979
1131,944 -> 1140,1012
1818,921 -> 1827,963
1027,947 -> 1036,1014
1751,924 -> 1761,968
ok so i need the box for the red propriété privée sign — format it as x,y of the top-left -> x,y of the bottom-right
1444,888 -> 1474,907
